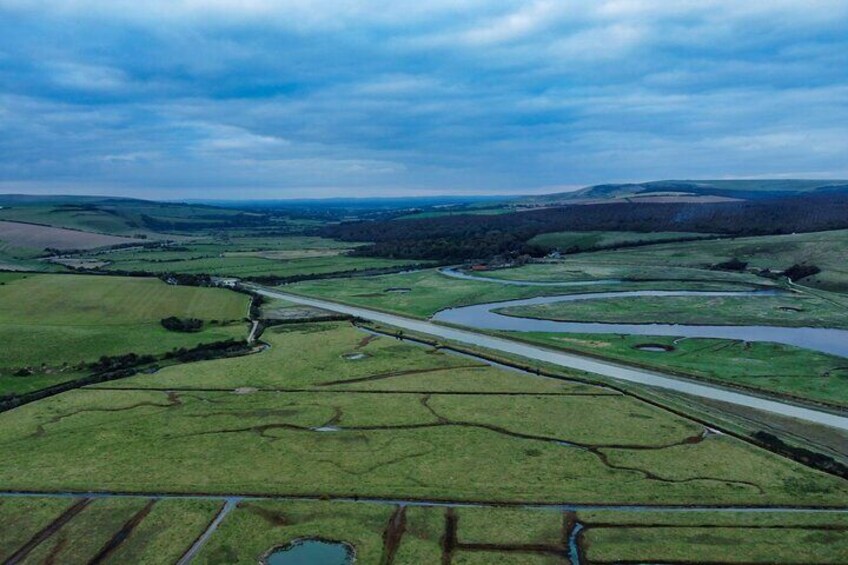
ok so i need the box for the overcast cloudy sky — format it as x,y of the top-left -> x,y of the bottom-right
1,1 -> 847,199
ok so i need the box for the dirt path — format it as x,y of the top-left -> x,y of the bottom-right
88,499 -> 157,564
4,498 -> 91,565
176,497 -> 238,565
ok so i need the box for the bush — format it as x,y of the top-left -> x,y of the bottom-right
784,264 -> 821,281
161,316 -> 204,332
712,258 -> 748,271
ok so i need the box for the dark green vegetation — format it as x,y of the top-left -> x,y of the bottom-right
1,323 -> 845,506
0,274 -> 248,396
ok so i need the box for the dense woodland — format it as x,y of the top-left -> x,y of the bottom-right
325,193 -> 848,260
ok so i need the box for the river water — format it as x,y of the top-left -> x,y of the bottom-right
432,290 -> 848,358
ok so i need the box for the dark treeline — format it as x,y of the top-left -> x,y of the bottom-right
323,193 -> 848,260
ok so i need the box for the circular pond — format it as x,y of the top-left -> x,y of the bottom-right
264,539 -> 354,565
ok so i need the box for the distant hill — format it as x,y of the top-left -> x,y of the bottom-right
0,194 -> 147,206
522,179 -> 848,205
0,195 -> 267,236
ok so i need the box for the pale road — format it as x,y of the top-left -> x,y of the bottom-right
251,286 -> 848,432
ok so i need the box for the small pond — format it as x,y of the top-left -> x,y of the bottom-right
265,539 -> 354,565
342,352 -> 368,361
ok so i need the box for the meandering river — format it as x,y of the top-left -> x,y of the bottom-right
432,290 -> 848,358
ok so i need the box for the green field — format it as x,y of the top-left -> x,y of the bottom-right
99,254 -> 413,278
496,291 -> 848,329
0,496 -> 221,564
3,496 -> 846,563
1,322 -> 846,562
501,331 -> 848,407
473,261 -> 770,285
103,498 -> 223,563
528,230 -> 713,252
0,497 -> 77,561
1,322 -> 844,506
0,274 -> 249,393
572,229 -> 848,292
577,510 -> 848,564
195,500 -> 391,564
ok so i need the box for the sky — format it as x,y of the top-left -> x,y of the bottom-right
1,1 -> 847,199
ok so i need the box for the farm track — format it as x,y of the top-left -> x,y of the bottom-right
87,499 -> 157,564
380,505 -> 406,565
176,498 -> 238,565
3,498 -> 91,565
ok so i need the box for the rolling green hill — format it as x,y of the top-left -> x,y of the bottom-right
523,179 -> 848,205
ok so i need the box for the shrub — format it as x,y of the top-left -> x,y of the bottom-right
161,316 -> 204,332
712,258 -> 748,271
784,264 -> 821,281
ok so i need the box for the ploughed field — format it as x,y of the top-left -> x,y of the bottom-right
0,323 -> 847,563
